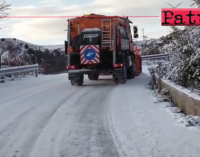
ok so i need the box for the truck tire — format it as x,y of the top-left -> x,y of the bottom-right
121,69 -> 126,84
127,62 -> 136,79
119,56 -> 127,84
121,56 -> 127,84
88,73 -> 99,80
113,55 -> 127,84
114,78 -> 119,84
70,74 -> 84,86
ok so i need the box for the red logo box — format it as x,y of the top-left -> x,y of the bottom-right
161,8 -> 200,26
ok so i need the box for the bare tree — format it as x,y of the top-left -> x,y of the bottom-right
0,0 -> 10,17
190,0 -> 200,7
0,0 -> 10,32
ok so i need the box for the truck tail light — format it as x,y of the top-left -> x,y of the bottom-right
113,63 -> 123,68
66,65 -> 76,69
66,66 -> 70,69
71,65 -> 76,69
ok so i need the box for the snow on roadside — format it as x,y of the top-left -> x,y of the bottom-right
0,73 -> 68,92
0,73 -> 40,83
143,61 -> 200,128
146,65 -> 200,128
108,65 -> 200,156
151,89 -> 200,128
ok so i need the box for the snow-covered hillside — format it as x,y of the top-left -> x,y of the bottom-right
0,38 -> 64,52
0,38 -> 65,66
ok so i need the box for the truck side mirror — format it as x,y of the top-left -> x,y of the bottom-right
134,34 -> 138,38
133,26 -> 138,38
133,26 -> 138,34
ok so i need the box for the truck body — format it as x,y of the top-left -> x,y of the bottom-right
65,13 -> 140,86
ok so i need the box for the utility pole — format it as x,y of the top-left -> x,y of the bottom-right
0,54 -> 1,69
142,28 -> 144,41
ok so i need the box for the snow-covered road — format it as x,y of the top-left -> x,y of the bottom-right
0,66 -> 200,157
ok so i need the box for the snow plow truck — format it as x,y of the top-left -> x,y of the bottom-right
65,13 -> 140,86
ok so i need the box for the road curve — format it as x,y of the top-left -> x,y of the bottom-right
0,74 -> 124,157
0,69 -> 200,157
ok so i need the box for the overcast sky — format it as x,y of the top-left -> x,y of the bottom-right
0,0 -> 195,45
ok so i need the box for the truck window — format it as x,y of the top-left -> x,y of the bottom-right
72,35 -> 81,49
119,26 -> 128,38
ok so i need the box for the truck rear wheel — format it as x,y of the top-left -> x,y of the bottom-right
70,74 -> 84,86
114,78 -> 119,84
113,56 -> 127,84
127,63 -> 136,79
88,73 -> 99,80
121,56 -> 127,84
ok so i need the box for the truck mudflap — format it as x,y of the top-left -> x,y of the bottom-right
112,67 -> 127,84
68,72 -> 82,80
112,68 -> 123,78
113,68 -> 123,79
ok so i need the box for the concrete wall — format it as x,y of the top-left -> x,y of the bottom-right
153,75 -> 200,116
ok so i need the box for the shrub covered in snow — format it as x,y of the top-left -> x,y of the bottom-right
148,26 -> 200,90
140,34 -> 176,56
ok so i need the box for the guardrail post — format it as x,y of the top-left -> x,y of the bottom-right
35,64 -> 38,77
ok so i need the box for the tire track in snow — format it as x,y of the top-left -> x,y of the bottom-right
0,74 -> 67,92
0,84 -> 87,157
25,83 -> 125,157
56,85 -> 123,157
106,112 -> 129,157
0,81 -> 73,132
0,76 -> 133,157
28,86 -> 98,157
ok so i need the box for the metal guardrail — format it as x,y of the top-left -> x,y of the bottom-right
141,53 -> 172,60
0,64 -> 39,77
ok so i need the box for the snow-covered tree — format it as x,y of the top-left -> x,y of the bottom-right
0,43 -> 7,68
149,26 -> 200,89
140,38 -> 161,55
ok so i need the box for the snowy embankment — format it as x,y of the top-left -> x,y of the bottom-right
0,64 -> 200,157
152,73 -> 200,123
145,60 -> 200,124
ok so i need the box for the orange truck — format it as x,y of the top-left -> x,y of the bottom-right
65,13 -> 140,86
